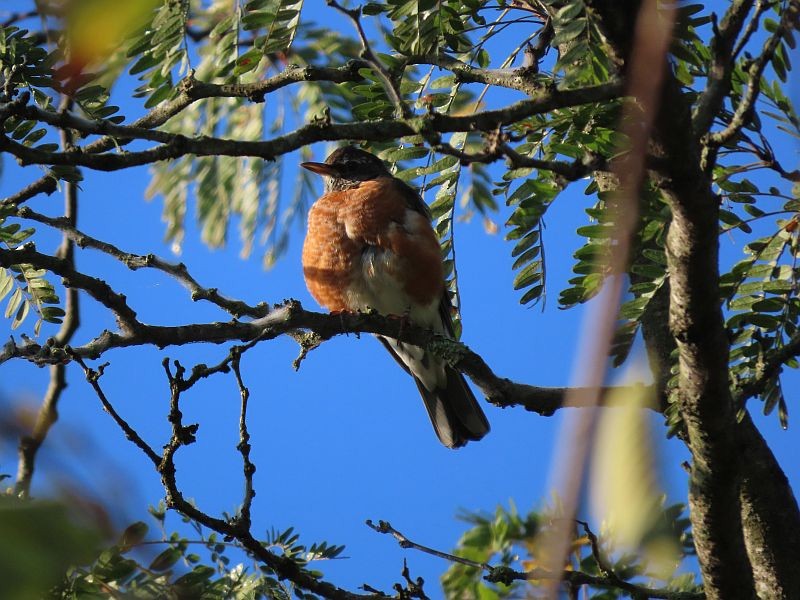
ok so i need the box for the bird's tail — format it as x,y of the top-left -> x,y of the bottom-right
413,367 -> 490,449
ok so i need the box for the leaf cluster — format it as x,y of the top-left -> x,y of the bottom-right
0,207 -> 63,334
442,502 -> 698,600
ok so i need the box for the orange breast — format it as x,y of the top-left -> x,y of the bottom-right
302,196 -> 359,312
302,177 -> 444,311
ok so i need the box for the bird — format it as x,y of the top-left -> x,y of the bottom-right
301,146 -> 490,448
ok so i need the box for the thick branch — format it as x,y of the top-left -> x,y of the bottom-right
0,291 -> 656,416
0,82 -> 622,172
656,76 -> 755,599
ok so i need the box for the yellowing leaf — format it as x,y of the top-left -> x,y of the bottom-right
589,364 -> 660,548
65,0 -> 160,68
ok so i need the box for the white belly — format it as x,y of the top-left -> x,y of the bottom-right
346,245 -> 446,392
346,245 -> 440,325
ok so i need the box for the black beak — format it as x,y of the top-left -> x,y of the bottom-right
301,161 -> 338,177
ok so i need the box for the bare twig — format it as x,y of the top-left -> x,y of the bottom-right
732,0 -> 772,58
230,348 -> 256,531
71,354 -> 388,599
366,519 -> 490,570
72,355 -> 161,466
367,519 -> 704,599
16,207 -> 269,319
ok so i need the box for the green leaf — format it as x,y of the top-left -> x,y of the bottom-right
119,521 -> 148,551
5,287 -> 22,318
148,547 -> 181,572
11,298 -> 29,329
553,18 -> 587,46
513,261 -> 542,290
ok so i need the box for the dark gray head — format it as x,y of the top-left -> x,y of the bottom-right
301,146 -> 390,192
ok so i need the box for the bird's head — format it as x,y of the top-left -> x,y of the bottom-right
301,146 -> 390,192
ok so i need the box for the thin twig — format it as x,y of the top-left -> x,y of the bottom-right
692,0 -> 757,136
707,4 -> 794,147
732,0 -> 772,58
366,518 -> 703,599
326,1 -> 411,119
17,206 -> 268,319
366,519 -> 491,570
71,355 -> 161,466
230,348 -> 256,532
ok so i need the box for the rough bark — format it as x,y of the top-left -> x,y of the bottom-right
585,1 -> 798,594
737,412 -> 800,599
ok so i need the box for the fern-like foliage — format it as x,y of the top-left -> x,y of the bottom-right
0,208 -> 63,335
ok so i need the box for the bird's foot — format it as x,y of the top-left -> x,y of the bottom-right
328,309 -> 359,338
388,309 -> 413,347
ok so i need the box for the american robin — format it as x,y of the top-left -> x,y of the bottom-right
301,146 -> 490,448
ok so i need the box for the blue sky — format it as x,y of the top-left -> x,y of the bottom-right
1,1 -> 798,596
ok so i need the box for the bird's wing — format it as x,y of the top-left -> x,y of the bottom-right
391,176 -> 433,220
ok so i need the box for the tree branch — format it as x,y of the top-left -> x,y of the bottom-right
72,356 -> 161,466
73,351 -> 391,600
656,74 -> 756,598
0,175 -> 58,207
692,0 -> 756,136
367,519 -> 704,600
0,279 -> 657,418
434,138 -> 606,180
0,55 -> 572,207
0,63 -> 363,206
0,82 -> 622,172
0,243 -> 139,330
706,5 -> 794,147
16,206 -> 269,319
230,349 -> 256,532
732,0 -> 772,58
733,330 -> 800,406
327,0 -> 411,119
